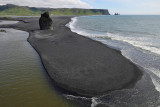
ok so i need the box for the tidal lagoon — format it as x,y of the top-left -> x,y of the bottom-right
0,21 -> 84,107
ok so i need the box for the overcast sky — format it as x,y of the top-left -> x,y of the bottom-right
0,0 -> 160,15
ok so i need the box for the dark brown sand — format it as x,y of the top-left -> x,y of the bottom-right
0,16 -> 143,97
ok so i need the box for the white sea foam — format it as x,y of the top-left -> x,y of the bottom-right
64,94 -> 91,100
64,94 -> 101,107
0,20 -> 18,25
105,33 -> 160,55
147,68 -> 160,92
151,77 -> 160,92
91,97 -> 99,107
66,17 -> 78,31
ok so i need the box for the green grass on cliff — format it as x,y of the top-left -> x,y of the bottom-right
0,5 -> 108,16
49,9 -> 102,15
0,8 -> 102,16
0,7 -> 41,16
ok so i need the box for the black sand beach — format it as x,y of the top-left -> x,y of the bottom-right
0,16 -> 143,97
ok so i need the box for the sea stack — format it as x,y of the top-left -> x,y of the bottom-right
39,11 -> 53,30
114,13 -> 120,15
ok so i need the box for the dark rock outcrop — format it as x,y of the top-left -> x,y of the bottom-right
39,11 -> 53,30
114,13 -> 120,15
0,29 -> 6,32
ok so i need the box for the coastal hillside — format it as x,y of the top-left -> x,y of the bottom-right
0,4 -> 110,16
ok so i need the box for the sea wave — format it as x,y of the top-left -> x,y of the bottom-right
66,17 -> 78,31
67,17 -> 160,55
64,94 -> 100,107
105,32 -> 160,55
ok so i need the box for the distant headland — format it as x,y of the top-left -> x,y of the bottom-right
0,4 -> 110,16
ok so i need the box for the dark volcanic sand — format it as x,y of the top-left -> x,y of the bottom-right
0,16 -> 143,97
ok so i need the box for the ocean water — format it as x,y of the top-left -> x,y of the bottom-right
67,15 -> 160,107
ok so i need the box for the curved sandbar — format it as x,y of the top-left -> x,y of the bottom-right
0,16 -> 143,97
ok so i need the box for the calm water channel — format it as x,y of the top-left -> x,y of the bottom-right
0,21 -> 84,107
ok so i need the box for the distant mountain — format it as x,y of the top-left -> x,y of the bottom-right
0,4 -> 110,16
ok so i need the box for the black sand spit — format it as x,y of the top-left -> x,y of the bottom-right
0,16 -> 143,97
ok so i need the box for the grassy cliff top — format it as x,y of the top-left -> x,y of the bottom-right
0,4 -> 110,16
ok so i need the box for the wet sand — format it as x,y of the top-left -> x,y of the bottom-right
0,16 -> 143,97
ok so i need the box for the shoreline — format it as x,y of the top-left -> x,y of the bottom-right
0,16 -> 143,97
